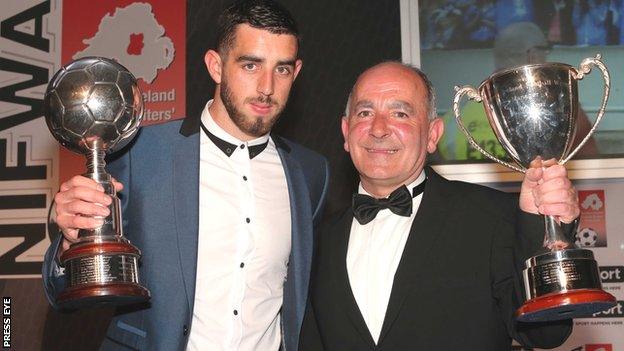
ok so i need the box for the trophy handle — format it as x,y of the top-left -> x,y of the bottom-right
453,85 -> 525,173
562,54 -> 610,163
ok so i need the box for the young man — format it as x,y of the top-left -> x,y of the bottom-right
300,62 -> 576,350
42,1 -> 329,350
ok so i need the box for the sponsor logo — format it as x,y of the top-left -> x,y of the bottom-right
576,190 -> 607,247
592,301 -> 624,318
600,266 -> 624,283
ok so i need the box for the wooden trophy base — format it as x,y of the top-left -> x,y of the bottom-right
58,241 -> 150,309
516,289 -> 616,322
57,283 -> 150,309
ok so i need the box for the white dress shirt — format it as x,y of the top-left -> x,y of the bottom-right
187,101 -> 291,351
346,172 -> 426,344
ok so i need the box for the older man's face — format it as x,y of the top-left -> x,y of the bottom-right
341,63 -> 443,197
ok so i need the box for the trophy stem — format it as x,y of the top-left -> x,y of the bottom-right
86,148 -> 107,178
543,215 -> 573,251
79,147 -> 122,241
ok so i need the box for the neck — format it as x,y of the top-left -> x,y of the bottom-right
361,170 -> 425,198
209,90 -> 257,142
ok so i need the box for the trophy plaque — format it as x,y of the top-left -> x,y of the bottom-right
44,57 -> 150,309
453,55 -> 616,322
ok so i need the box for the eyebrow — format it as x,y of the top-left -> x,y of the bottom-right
353,100 -> 374,110
277,59 -> 297,67
236,55 -> 296,67
236,55 -> 263,63
387,100 -> 414,114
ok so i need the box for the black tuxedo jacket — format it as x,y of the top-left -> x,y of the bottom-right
300,168 -> 572,351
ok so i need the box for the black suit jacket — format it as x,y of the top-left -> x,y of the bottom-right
300,168 -> 572,351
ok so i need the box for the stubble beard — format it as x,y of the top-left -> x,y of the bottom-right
220,79 -> 283,137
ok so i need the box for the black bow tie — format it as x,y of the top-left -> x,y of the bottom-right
352,180 -> 427,225
200,122 -> 268,159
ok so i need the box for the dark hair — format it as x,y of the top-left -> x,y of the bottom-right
216,0 -> 299,54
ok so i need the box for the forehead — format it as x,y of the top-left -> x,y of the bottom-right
228,24 -> 298,57
352,67 -> 426,105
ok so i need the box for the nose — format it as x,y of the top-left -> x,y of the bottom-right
369,114 -> 390,139
257,70 -> 274,96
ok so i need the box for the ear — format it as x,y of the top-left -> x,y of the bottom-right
293,59 -> 303,81
205,50 -> 223,84
341,116 -> 350,152
426,117 -> 444,154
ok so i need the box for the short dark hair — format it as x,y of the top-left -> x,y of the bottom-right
216,0 -> 299,54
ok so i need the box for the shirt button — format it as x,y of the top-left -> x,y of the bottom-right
246,218 -> 250,223
233,310 -> 238,315
243,175 -> 247,181
240,144 -> 245,149
183,325 -> 188,336
240,262 -> 245,268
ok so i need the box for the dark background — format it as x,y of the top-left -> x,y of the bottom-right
13,1 -> 402,350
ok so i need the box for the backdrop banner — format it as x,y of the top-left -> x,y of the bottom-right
0,0 -> 185,278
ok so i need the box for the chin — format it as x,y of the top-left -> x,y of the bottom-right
360,169 -> 398,182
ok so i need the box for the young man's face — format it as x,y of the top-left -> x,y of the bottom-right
209,24 -> 302,138
341,63 -> 443,197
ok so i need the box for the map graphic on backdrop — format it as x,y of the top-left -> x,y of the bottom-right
73,2 -> 174,84
63,0 -> 185,126
59,0 -> 186,186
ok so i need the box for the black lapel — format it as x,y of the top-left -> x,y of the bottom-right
377,168 -> 458,344
330,208 -> 377,348
179,107 -> 201,137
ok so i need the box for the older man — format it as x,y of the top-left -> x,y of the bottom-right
300,62 -> 576,350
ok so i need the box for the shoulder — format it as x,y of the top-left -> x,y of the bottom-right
429,169 -> 518,219
316,206 -> 351,245
129,120 -> 188,153
273,134 -> 328,168
107,119 -> 189,165
137,119 -> 186,140
273,134 -> 329,186
319,206 -> 351,229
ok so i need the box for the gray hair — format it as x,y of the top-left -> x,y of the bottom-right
344,61 -> 437,121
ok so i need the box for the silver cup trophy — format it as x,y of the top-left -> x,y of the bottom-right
44,57 -> 150,308
453,55 -> 616,322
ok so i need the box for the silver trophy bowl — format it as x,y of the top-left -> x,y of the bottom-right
44,57 -> 150,308
453,55 -> 616,322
